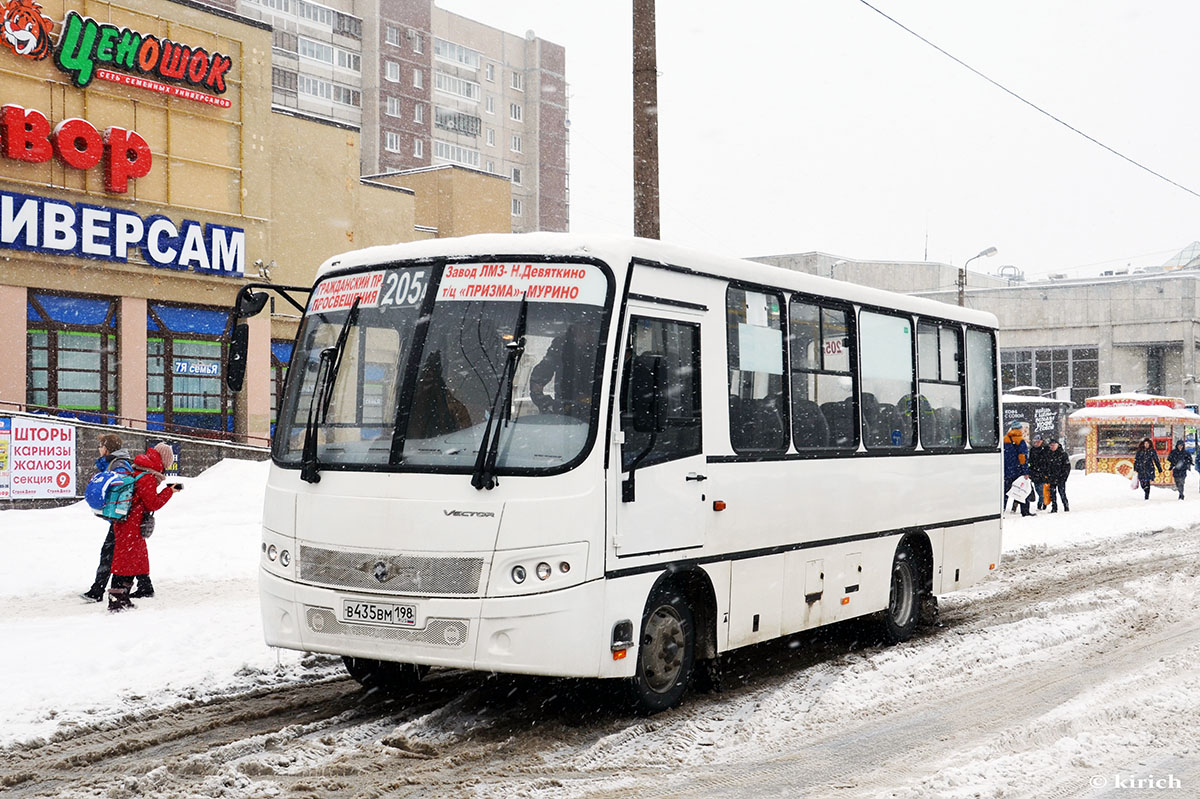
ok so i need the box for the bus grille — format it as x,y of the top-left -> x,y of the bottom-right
298,546 -> 484,595
304,607 -> 469,648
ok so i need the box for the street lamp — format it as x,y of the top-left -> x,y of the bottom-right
958,246 -> 997,306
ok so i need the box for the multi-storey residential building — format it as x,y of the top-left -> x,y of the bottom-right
235,0 -> 569,233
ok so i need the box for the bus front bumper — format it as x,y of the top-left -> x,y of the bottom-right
259,568 -> 617,678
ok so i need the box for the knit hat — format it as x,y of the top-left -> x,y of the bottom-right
153,443 -> 174,472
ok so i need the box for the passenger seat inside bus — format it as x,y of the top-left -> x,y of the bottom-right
792,399 -> 830,449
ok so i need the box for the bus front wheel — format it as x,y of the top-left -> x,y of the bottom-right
879,541 -> 921,644
629,585 -> 695,714
343,656 -> 427,696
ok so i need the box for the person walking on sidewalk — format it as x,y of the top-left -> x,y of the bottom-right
1003,425 -> 1033,516
81,434 -> 135,602
1028,434 -> 1050,510
108,444 -> 179,612
1167,440 -> 1192,500
1133,438 -> 1163,501
1045,438 -> 1071,512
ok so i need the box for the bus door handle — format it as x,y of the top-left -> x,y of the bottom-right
685,473 -> 707,482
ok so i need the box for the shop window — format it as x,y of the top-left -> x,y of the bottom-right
147,303 -> 233,436
25,293 -> 118,423
727,287 -> 787,454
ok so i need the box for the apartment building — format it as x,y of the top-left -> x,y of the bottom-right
235,0 -> 569,233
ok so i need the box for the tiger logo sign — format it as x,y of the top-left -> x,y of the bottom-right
1,0 -> 53,61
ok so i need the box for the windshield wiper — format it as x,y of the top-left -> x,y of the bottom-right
300,298 -> 361,484
471,294 -> 528,490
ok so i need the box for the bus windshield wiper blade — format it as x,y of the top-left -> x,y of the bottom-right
471,294 -> 527,490
300,298 -> 362,484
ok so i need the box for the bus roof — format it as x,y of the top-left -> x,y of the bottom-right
314,233 -> 999,329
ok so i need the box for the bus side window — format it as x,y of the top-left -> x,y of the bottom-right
620,317 -> 702,471
727,287 -> 787,454
859,310 -> 916,450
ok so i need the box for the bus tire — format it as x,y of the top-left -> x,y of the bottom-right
343,656 -> 426,696
629,585 -> 695,714
879,541 -> 921,644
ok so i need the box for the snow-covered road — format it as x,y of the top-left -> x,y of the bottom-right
1,463 -> 1197,798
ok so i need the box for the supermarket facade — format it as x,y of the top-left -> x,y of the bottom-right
0,0 -> 509,446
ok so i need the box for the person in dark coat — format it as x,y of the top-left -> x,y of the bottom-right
1166,440 -> 1192,500
1133,438 -> 1163,501
81,433 -> 136,602
1045,438 -> 1071,512
1003,425 -> 1032,516
1028,435 -> 1050,510
108,444 -> 178,612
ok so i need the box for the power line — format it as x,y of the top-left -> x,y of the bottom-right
856,0 -> 1200,201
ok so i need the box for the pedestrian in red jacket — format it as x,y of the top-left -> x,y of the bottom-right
108,443 -> 179,612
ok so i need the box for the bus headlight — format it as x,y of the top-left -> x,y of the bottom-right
279,549 -> 291,567
536,562 -> 552,581
511,565 -> 527,584
267,544 -> 278,562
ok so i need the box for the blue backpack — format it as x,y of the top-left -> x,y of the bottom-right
84,458 -> 137,521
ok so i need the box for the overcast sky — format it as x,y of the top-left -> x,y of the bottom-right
437,0 -> 1200,280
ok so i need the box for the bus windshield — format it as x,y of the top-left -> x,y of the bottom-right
274,260 -> 610,475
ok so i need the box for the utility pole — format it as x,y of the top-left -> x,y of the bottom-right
632,0 -> 660,239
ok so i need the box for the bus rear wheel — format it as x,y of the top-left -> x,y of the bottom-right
343,656 -> 427,696
629,586 -> 695,714
879,541 -> 921,644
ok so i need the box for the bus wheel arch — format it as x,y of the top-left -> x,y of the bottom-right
879,534 -> 930,644
628,568 -> 715,713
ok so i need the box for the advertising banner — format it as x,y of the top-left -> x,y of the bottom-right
0,418 -> 76,499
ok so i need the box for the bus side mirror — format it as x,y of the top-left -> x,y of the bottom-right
226,322 -> 250,392
631,353 -> 667,433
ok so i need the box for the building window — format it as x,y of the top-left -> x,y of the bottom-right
1000,347 -> 1098,406
386,96 -> 402,117
511,71 -> 523,91
414,138 -> 424,158
332,85 -> 361,107
297,74 -> 332,100
509,103 -> 522,122
485,160 -> 494,173
297,37 -> 333,64
510,134 -> 522,153
385,25 -> 402,46
788,298 -> 857,450
485,96 -> 495,114
511,198 -> 522,216
486,128 -> 495,146
485,63 -> 494,82
272,30 -> 297,52
336,49 -> 361,72
414,103 -> 424,123
1147,346 -> 1165,395
433,139 -> 480,167
146,303 -> 233,435
433,37 -> 481,68
433,71 -> 478,100
434,107 -> 482,136
410,30 -> 424,53
727,287 -> 787,454
272,67 -> 298,93
385,61 -> 400,82
333,11 -> 361,39
26,292 -> 118,423
296,0 -> 334,27
413,68 -> 424,89
511,167 -> 522,185
384,131 -> 401,152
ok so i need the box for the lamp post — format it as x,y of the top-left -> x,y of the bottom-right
958,246 -> 997,306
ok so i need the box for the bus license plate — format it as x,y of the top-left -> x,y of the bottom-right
341,600 -> 418,628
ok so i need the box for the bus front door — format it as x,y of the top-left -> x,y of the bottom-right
615,314 -> 706,556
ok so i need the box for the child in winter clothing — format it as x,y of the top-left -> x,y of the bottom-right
81,434 -> 139,602
1167,440 -> 1192,500
108,443 -> 178,612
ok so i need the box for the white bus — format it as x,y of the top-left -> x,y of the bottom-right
237,234 -> 1002,713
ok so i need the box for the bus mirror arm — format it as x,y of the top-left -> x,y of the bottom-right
621,429 -> 657,503
622,354 -> 668,502
225,283 -> 310,393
